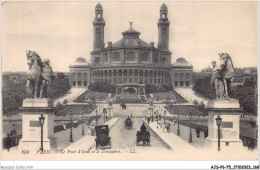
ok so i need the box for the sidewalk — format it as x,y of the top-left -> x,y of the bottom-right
62,118 -> 119,152
142,118 -> 199,153
168,120 -> 206,149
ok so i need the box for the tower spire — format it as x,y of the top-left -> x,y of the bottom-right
93,3 -> 105,51
158,3 -> 170,51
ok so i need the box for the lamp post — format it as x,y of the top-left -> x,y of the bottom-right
103,108 -> 107,123
157,109 -> 159,128
215,115 -> 222,151
38,114 -> 45,152
69,114 -> 73,142
81,114 -> 85,136
151,107 -> 154,121
95,109 -> 98,126
164,110 -> 166,124
189,112 -> 193,143
177,112 -> 180,136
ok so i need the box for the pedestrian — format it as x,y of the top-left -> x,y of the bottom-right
168,124 -> 171,133
147,117 -> 150,124
196,126 -> 201,138
204,128 -> 208,139
5,133 -> 12,152
63,123 -> 67,130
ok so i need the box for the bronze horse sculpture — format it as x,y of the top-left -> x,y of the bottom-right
26,50 -> 53,99
211,53 -> 234,99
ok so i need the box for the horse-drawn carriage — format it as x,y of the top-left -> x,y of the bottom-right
136,131 -> 150,146
95,125 -> 111,149
125,118 -> 133,130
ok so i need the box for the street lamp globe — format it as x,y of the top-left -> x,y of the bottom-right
39,114 -> 45,126
215,115 -> 222,126
189,112 -> 192,120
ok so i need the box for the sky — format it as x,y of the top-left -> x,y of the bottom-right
1,1 -> 258,72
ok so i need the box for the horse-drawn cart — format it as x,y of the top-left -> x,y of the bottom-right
95,125 -> 111,149
125,118 -> 133,130
136,131 -> 150,146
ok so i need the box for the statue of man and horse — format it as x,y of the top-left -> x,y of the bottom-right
211,53 -> 234,99
26,50 -> 53,99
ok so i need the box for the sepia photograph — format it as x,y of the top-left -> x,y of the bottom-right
1,1 -> 259,169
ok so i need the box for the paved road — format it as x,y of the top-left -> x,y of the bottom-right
89,118 -> 171,152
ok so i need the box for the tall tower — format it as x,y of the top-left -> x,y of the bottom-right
93,3 -> 105,51
157,3 -> 170,51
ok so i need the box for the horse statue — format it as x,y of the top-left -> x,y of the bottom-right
26,50 -> 53,99
211,53 -> 234,99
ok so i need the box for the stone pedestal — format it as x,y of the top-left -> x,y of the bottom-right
19,98 -> 57,153
205,99 -> 244,151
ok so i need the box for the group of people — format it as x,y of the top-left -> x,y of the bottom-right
145,113 -> 171,133
195,126 -> 208,139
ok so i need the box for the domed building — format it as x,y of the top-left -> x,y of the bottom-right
69,57 -> 91,86
171,57 -> 193,87
69,3 -> 193,93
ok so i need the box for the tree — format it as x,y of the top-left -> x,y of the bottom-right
57,72 -> 66,79
47,78 -> 71,99
193,100 -> 198,106
199,101 -> 205,108
88,81 -> 116,93
192,77 -> 216,99
2,79 -> 26,114
145,84 -> 173,93
145,84 -> 158,93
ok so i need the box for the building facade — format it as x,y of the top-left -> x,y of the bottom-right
171,57 -> 193,87
69,3 -> 193,91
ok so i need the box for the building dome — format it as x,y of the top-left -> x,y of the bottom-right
172,57 -> 192,67
95,3 -> 103,10
71,57 -> 90,67
160,3 -> 168,10
111,27 -> 150,48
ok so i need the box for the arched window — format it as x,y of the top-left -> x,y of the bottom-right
97,13 -> 101,18
112,52 -> 120,61
174,73 -> 178,79
77,73 -> 82,86
118,70 -> 122,76
185,73 -> 190,80
141,52 -> 148,62
162,13 -> 166,18
180,73 -> 184,80
126,51 -> 135,61
129,70 -> 133,76
83,73 -> 88,86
